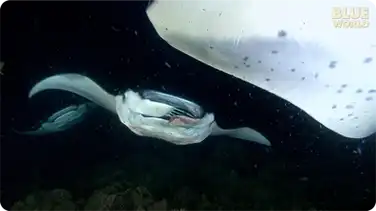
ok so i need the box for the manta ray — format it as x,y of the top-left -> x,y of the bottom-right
146,0 -> 376,139
28,74 -> 271,146
14,103 -> 96,135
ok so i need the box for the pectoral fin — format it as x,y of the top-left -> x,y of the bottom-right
146,0 -> 376,139
211,122 -> 271,146
29,74 -> 117,113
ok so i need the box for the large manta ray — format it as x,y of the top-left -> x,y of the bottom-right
146,0 -> 376,139
27,74 -> 271,146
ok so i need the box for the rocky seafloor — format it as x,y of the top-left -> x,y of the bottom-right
3,132 -> 374,210
8,158 -> 319,211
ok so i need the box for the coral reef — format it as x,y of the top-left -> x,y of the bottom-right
11,189 -> 76,210
11,184 -> 172,211
10,160 -> 317,211
10,183 -> 315,210
0,138 -> 324,211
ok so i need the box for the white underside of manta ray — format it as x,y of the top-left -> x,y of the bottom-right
28,74 -> 271,146
146,0 -> 376,139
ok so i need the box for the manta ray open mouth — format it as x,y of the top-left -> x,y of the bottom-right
140,89 -> 205,119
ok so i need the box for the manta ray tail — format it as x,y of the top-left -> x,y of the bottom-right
29,74 -> 116,113
211,122 -> 271,146
12,128 -> 52,136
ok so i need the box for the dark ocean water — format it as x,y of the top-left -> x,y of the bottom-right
0,1 -> 375,210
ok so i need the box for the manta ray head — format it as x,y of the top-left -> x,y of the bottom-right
114,89 -> 215,145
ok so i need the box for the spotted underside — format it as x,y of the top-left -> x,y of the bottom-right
147,0 -> 376,139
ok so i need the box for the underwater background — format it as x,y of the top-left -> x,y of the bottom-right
0,1 -> 375,210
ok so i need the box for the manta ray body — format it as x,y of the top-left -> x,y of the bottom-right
146,0 -> 376,139
28,74 -> 271,146
15,103 -> 95,135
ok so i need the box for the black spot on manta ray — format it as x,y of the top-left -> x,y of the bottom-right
243,56 -> 249,61
271,50 -> 278,54
366,96 -> 373,101
278,30 -> 287,37
368,89 -> 376,93
341,84 -> 348,88
364,57 -> 373,63
301,77 -> 305,80
345,104 -> 354,109
265,78 -> 271,82
356,89 -> 363,93
329,61 -> 337,68
290,68 -> 296,72
332,104 -> 337,109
